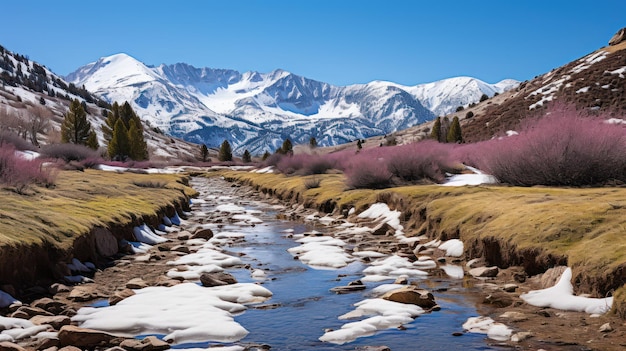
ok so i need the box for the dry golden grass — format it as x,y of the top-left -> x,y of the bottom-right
220,170 -> 626,314
0,169 -> 197,250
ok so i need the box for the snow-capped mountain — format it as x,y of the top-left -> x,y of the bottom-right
67,53 -> 517,154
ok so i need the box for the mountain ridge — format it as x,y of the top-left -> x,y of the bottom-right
67,53 -> 517,154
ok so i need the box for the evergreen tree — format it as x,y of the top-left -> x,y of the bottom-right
103,101 -> 149,160
309,137 -> 317,148
440,117 -> 451,143
218,140 -> 232,162
446,116 -> 463,143
430,117 -> 441,142
357,139 -> 363,150
262,151 -> 271,161
280,138 -> 293,155
200,144 -> 209,162
479,93 -> 489,102
127,119 -> 149,160
61,99 -> 92,145
242,149 -> 251,163
108,119 -> 129,160
86,130 -> 99,150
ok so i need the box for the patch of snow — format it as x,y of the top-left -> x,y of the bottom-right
576,86 -> 590,94
606,118 -> 626,125
463,316 -> 512,341
72,282 -> 271,344
319,298 -> 425,344
287,235 -> 354,269
438,239 -> 464,257
520,267 -> 613,314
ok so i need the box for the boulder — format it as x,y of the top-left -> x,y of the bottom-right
30,315 -> 71,329
372,221 -> 393,236
94,227 -> 119,257
482,292 -> 513,307
381,286 -> 437,309
200,272 -> 237,287
14,305 -> 53,318
609,27 -> 626,46
59,346 -> 83,351
58,325 -> 116,347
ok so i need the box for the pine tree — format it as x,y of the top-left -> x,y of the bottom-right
102,102 -> 120,143
200,144 -> 209,162
357,139 -> 363,150
309,137 -> 317,148
280,138 -> 293,155
127,119 -> 148,160
440,117 -> 451,143
446,116 -> 463,143
262,151 -> 271,161
86,130 -> 99,150
430,117 -> 441,142
218,140 -> 232,162
61,99 -> 92,145
242,149 -> 251,163
108,119 -> 129,161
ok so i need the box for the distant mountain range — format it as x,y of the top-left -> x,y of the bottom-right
66,54 -> 517,154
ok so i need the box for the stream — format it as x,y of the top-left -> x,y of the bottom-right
172,177 -> 507,350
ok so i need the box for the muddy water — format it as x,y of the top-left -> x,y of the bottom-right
177,177 -> 506,350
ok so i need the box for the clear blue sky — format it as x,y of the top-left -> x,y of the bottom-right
1,1 -> 624,86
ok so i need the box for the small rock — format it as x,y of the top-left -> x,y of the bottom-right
58,325 -> 116,347
393,277 -> 409,285
0,341 -> 27,351
511,331 -> 533,342
381,286 -> 436,309
372,222 -> 393,236
466,257 -> 485,269
30,315 -> 71,329
68,285 -> 100,302
59,346 -> 82,351
483,292 -> 513,307
176,231 -> 191,240
200,272 -> 237,287
38,337 -> 60,350
109,289 -> 135,305
502,284 -> 518,292
499,311 -> 528,322
452,332 -> 464,336
31,297 -> 67,314
192,228 -> 214,240
469,266 -> 499,278
599,322 -> 613,333
125,278 -> 148,289
170,245 -> 190,254
49,283 -> 71,294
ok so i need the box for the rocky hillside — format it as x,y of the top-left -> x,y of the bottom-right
373,28 -> 626,147
460,29 -> 626,142
0,45 -> 206,162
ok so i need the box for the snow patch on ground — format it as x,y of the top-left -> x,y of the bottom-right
520,267 -> 613,314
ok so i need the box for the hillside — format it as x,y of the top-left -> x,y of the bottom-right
356,29 -> 626,148
0,46 -> 207,162
66,54 -> 516,154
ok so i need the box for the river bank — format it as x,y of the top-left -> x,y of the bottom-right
1,169 -> 625,350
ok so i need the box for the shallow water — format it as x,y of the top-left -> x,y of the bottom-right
173,179 -> 508,351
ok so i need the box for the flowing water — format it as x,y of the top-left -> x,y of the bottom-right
172,177 -> 508,351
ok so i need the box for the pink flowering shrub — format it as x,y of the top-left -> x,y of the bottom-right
460,104 -> 626,186
276,154 -> 336,175
0,144 -> 55,192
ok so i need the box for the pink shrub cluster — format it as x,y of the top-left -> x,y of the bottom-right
460,105 -> 626,186
276,154 -> 336,175
0,144 -> 55,192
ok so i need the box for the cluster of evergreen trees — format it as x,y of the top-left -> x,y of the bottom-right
430,116 -> 463,143
60,99 -> 148,161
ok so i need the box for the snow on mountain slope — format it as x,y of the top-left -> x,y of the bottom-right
67,53 -> 517,154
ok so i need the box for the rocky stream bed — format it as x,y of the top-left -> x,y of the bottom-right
1,175 -> 625,351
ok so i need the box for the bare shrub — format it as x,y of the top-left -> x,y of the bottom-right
303,176 -> 321,189
466,104 -> 626,186
133,180 -> 168,188
40,143 -> 98,162
0,130 -> 34,151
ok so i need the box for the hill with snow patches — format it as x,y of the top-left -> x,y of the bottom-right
66,53 -> 517,154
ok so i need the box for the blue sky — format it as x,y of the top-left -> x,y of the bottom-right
1,1 -> 624,86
